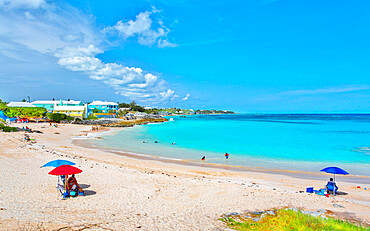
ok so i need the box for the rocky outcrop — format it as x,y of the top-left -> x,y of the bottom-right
77,116 -> 167,127
104,118 -> 168,127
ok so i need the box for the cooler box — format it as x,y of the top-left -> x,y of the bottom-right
306,187 -> 314,193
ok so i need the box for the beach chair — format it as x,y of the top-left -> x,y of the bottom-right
326,182 -> 338,195
57,184 -> 64,195
56,175 -> 66,195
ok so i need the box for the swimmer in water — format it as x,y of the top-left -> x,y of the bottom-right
201,156 -> 206,161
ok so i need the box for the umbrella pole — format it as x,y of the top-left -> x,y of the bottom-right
334,174 -> 336,196
64,175 -> 67,197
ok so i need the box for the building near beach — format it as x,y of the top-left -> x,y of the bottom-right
87,100 -> 118,116
53,105 -> 87,119
32,99 -> 83,111
7,102 -> 36,107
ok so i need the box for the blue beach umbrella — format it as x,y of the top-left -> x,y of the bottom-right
42,159 -> 76,195
320,166 -> 349,182
42,159 -> 75,168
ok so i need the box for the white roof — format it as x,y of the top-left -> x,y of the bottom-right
7,102 -> 36,107
61,100 -> 81,104
54,106 -> 86,111
89,100 -> 118,106
32,100 -> 57,104
32,100 -> 81,105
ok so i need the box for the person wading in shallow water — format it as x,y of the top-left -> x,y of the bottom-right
201,156 -> 206,161
225,153 -> 229,159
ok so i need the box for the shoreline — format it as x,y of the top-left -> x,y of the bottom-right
1,123 -> 369,229
74,127 -> 370,184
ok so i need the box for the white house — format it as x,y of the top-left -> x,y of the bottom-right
7,102 -> 36,107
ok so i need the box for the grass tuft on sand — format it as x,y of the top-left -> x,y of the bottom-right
220,209 -> 369,231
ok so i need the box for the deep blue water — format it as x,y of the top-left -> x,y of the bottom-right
89,114 -> 370,176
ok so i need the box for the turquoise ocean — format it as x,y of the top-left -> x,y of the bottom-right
88,114 -> 370,176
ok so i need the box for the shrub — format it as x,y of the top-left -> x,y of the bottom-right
47,113 -> 73,123
2,126 -> 17,132
0,123 -> 17,132
2,107 -> 46,118
221,209 -> 368,231
86,115 -> 98,120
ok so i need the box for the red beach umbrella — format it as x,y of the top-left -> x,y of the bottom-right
48,165 -> 82,176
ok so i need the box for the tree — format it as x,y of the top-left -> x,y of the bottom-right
47,113 -> 71,123
22,99 -> 26,102
92,108 -> 101,113
118,102 -> 130,108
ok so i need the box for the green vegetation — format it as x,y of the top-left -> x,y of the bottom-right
221,209 -> 368,231
85,115 -> 98,120
3,107 -> 46,118
195,109 -> 234,114
117,101 -> 234,115
0,123 -> 18,132
91,108 -> 102,113
0,99 -> 7,111
47,113 -> 74,123
118,101 -> 145,112
0,100 -> 46,118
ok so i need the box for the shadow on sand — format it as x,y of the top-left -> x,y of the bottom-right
83,190 -> 96,196
79,184 -> 90,189
336,191 -> 348,196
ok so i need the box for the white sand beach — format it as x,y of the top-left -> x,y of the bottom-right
0,123 -> 369,230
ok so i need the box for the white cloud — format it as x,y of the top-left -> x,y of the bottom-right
0,0 -> 46,9
278,85 -> 370,96
160,89 -> 176,100
182,93 -> 190,100
104,9 -> 177,48
0,3 -> 98,54
56,45 -> 175,102
0,3 -> 179,103
157,38 -> 177,48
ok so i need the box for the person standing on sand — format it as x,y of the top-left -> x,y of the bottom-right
225,153 -> 229,159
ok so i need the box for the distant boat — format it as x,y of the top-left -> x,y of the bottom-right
180,116 -> 186,118
169,118 -> 174,122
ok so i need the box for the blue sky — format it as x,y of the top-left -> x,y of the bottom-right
0,0 -> 369,112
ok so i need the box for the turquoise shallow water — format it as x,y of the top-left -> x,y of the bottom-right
89,114 -> 370,176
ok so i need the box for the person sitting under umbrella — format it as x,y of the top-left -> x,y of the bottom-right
326,177 -> 338,195
67,174 -> 83,196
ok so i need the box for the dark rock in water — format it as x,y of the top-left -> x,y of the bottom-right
333,203 -> 344,208
266,211 -> 276,216
225,212 -> 242,216
288,207 -> 299,212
